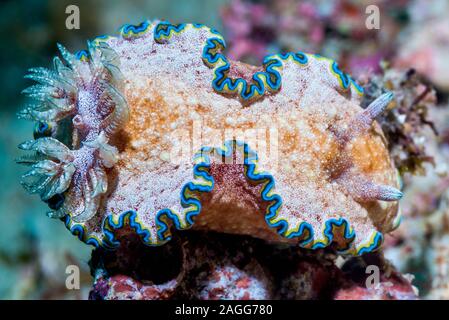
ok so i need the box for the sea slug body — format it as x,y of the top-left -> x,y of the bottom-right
18,20 -> 402,255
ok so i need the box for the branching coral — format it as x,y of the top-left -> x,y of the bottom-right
18,20 -> 402,256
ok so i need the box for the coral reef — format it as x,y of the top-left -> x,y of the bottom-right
335,252 -> 418,300
3,0 -> 448,301
383,101 -> 449,299
360,67 -> 437,175
17,20 -> 403,257
221,0 -> 409,75
89,232 -> 417,300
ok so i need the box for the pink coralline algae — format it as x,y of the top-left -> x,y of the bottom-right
18,20 -> 403,263
335,253 -> 418,300
334,280 -> 418,300
88,232 -> 417,300
90,274 -> 178,300
196,264 -> 272,300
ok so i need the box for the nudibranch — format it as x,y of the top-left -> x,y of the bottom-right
17,20 -> 402,256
